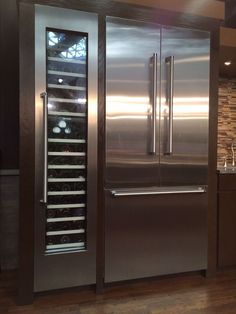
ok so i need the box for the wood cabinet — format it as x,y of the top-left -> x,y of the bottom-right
218,173 -> 236,267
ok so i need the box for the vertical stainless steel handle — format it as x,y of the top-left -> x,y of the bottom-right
165,56 -> 174,155
40,92 -> 48,204
150,53 -> 158,154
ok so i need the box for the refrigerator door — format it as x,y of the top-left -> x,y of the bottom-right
106,17 -> 161,188
160,26 -> 210,186
34,5 -> 97,291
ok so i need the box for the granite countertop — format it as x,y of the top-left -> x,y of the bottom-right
217,167 -> 236,174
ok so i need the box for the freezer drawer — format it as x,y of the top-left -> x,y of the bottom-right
105,188 -> 207,283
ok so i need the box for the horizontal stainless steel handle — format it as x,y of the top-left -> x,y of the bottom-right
111,187 -> 206,197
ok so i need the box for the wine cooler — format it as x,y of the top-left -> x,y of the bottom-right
34,5 -> 98,291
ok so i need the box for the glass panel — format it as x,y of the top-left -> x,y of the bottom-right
46,29 -> 88,254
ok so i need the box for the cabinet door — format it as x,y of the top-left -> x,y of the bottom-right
34,5 -> 98,292
218,191 -> 236,267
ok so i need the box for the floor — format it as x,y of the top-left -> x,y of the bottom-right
1,270 -> 236,313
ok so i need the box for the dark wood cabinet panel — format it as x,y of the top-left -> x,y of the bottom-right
218,191 -> 236,267
218,174 -> 236,191
0,0 -> 19,170
218,173 -> 236,268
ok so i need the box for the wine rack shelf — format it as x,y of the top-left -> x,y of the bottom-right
48,70 -> 86,78
47,203 -> 85,209
48,97 -> 83,103
48,165 -> 86,169
48,177 -> 85,182
47,216 -> 85,223
48,111 -> 86,118
48,56 -> 86,64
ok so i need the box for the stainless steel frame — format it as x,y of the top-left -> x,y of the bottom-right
35,5 -> 98,292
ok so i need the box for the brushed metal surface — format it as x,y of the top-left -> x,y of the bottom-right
40,92 -> 48,204
106,17 -> 161,188
105,17 -> 209,283
105,190 -> 207,282
164,56 -> 174,155
35,5 -> 98,292
150,53 -> 158,155
160,26 -> 210,186
111,185 -> 206,196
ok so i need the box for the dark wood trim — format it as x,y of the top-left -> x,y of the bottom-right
225,0 -> 236,27
19,0 -> 222,32
206,27 -> 220,277
18,2 -> 35,305
0,0 -> 19,169
96,14 -> 106,293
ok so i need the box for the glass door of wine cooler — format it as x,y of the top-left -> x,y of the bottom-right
35,5 -> 98,292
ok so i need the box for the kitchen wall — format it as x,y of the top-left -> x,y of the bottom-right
218,78 -> 236,168
217,26 -> 236,169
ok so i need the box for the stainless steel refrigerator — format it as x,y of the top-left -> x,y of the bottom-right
34,5 -> 98,291
105,17 -> 210,282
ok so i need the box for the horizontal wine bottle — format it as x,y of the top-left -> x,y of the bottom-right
47,234 -> 85,245
47,221 -> 84,231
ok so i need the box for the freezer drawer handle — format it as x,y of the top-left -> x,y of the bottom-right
150,53 -> 158,155
40,92 -> 48,204
165,56 -> 174,155
111,187 -> 206,197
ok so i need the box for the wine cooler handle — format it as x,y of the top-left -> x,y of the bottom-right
165,56 -> 174,155
40,92 -> 48,204
150,53 -> 158,155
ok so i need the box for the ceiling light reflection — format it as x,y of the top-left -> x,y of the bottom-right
107,95 -> 208,120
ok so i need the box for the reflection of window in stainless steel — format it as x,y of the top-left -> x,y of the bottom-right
48,31 -> 86,59
61,37 -> 86,59
48,31 -> 65,46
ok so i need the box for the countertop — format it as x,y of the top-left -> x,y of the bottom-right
217,167 -> 236,174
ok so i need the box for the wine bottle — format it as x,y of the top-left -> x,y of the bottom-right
47,209 -> 56,218
47,234 -> 85,245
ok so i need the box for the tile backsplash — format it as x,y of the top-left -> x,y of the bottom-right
218,78 -> 236,168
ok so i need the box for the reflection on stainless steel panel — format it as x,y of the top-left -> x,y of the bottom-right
105,190 -> 207,282
106,17 -> 161,187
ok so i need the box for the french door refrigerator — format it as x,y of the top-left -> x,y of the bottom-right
105,17 -> 210,282
34,5 -> 98,291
